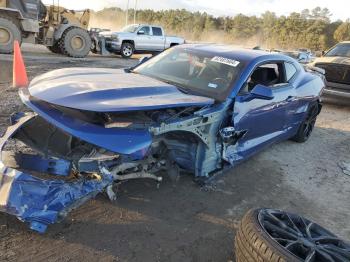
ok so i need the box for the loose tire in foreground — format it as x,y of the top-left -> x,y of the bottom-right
59,27 -> 91,58
0,17 -> 21,54
235,208 -> 350,262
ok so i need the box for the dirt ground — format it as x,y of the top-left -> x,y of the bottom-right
0,45 -> 349,262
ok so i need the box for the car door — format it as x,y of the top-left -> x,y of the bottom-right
150,27 -> 165,51
135,26 -> 152,50
231,61 -> 297,160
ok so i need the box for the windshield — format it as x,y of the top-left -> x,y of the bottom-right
325,43 -> 350,58
133,48 -> 244,101
122,24 -> 139,33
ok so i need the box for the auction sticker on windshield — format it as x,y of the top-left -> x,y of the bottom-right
211,56 -> 240,67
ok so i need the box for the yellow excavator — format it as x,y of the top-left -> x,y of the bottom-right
0,0 -> 91,57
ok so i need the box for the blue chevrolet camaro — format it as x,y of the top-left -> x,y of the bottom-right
0,44 -> 325,232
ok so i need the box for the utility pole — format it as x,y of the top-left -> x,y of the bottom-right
133,0 -> 138,24
125,0 -> 130,26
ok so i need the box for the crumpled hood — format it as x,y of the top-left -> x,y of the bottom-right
28,68 -> 214,112
313,56 -> 350,65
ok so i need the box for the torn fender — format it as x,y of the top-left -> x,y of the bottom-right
0,114 -> 113,233
19,89 -> 152,159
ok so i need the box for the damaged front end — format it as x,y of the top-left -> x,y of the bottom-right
1,44 -> 236,232
0,113 -> 114,233
0,87 -> 233,232
0,108 -> 167,233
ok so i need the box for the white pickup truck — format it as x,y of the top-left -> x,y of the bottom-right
100,24 -> 185,58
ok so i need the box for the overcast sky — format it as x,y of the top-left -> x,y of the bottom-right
42,0 -> 350,21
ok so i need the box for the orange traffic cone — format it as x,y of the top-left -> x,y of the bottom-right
13,40 -> 28,88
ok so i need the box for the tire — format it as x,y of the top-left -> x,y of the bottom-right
47,42 -> 62,54
59,27 -> 91,58
291,102 -> 320,143
234,208 -> 350,262
120,42 -> 134,58
0,17 -> 22,54
90,38 -> 98,54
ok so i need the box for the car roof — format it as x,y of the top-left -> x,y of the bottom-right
179,44 -> 291,64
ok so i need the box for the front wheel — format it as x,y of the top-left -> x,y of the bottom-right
292,103 -> 320,143
59,27 -> 92,58
120,42 -> 134,58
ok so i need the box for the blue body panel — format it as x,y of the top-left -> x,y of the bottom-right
28,68 -> 214,112
20,89 -> 153,159
0,115 -> 113,233
0,44 -> 324,232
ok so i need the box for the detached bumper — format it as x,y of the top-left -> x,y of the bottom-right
0,114 -> 113,233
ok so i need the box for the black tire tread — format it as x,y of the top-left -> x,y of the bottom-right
59,27 -> 91,58
47,42 -> 62,54
291,102 -> 319,143
234,209 -> 300,262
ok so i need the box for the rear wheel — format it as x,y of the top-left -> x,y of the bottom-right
292,103 -> 320,143
59,27 -> 91,58
0,17 -> 22,54
120,42 -> 134,58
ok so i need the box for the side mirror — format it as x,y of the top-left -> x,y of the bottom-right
321,50 -> 325,56
250,84 -> 274,100
137,30 -> 145,35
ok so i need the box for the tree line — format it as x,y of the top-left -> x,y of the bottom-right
92,7 -> 350,51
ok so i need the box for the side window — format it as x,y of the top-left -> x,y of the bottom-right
239,62 -> 286,94
152,27 -> 163,36
284,62 -> 297,82
138,26 -> 150,35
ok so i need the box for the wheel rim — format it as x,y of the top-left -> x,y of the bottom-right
302,105 -> 318,139
0,27 -> 11,45
123,45 -> 132,57
258,209 -> 350,262
71,36 -> 85,51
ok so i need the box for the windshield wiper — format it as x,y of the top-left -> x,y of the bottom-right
160,79 -> 189,94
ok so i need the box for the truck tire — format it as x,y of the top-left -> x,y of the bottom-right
120,42 -> 134,58
47,42 -> 62,54
234,208 -> 350,262
0,17 -> 22,54
59,27 -> 91,58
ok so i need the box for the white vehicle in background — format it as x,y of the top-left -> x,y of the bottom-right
100,24 -> 185,58
281,50 -> 315,64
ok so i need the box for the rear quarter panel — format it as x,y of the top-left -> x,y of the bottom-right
286,68 -> 325,131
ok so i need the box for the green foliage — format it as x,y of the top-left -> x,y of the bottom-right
92,7 -> 341,51
334,21 -> 350,42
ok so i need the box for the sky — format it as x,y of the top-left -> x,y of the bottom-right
42,0 -> 350,21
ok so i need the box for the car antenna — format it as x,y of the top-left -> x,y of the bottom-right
13,40 -> 28,88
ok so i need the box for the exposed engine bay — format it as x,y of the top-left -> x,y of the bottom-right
0,100 -> 242,232
5,100 -> 239,181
